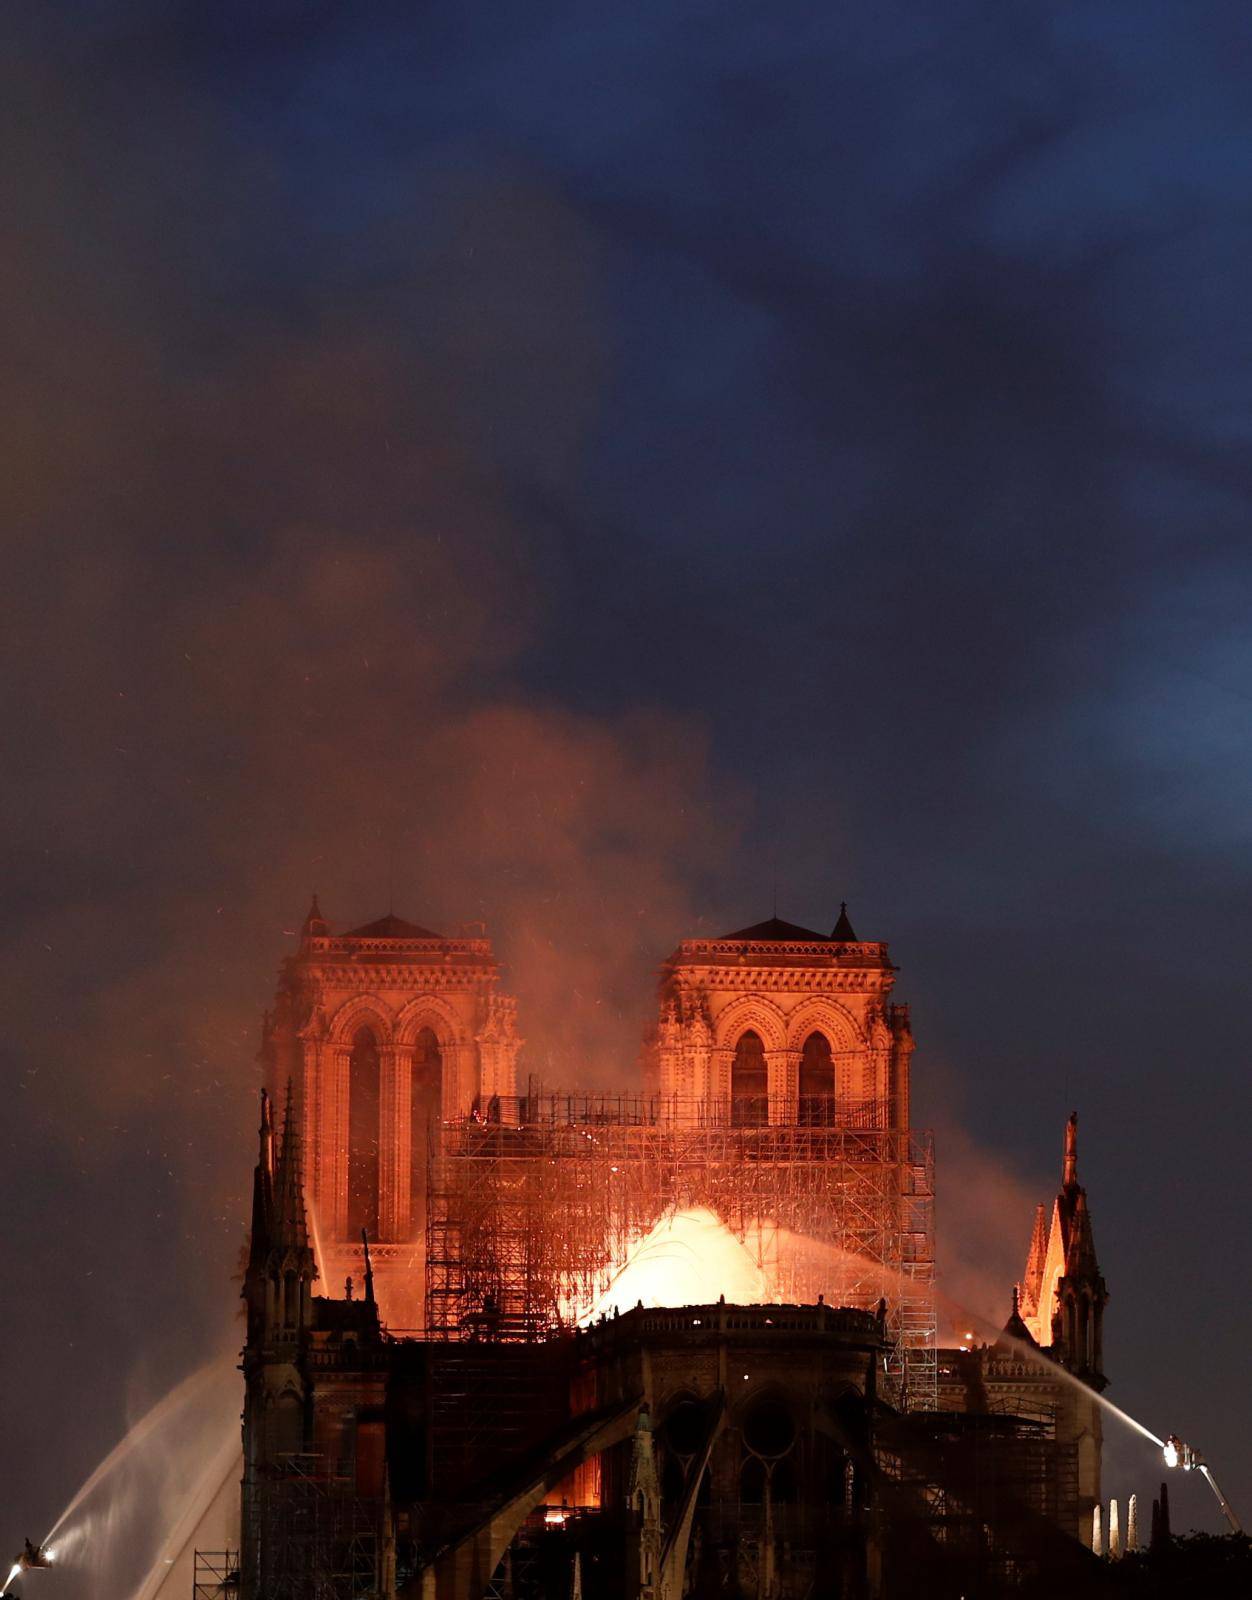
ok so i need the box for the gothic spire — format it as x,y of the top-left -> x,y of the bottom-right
261,1083 -> 274,1171
1063,1109 -> 1078,1188
361,1229 -> 376,1308
301,894 -> 330,940
1065,1188 -> 1101,1280
247,1088 -> 275,1270
997,1283 -> 1036,1351
1052,1109 -> 1107,1384
272,1079 -> 311,1254
1020,1201 -> 1048,1318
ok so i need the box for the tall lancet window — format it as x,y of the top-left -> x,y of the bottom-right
410,1027 -> 442,1243
347,1026 -> 380,1237
731,1030 -> 768,1126
798,1032 -> 835,1124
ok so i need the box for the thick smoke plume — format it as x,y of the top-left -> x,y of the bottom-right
0,40 -> 742,1544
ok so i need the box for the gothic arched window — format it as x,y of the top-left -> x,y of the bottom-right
798,1032 -> 835,1125
731,1030 -> 768,1126
347,1026 -> 380,1237
410,1027 -> 442,1243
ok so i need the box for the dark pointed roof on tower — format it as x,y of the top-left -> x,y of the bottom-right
720,905 -> 862,943
345,911 -> 442,939
301,894 -> 330,938
997,1284 -> 1037,1351
722,916 -> 831,942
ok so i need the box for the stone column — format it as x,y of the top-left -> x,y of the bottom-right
688,1037 -> 712,1117
325,1047 -> 351,1239
441,1041 -> 472,1117
708,1048 -> 733,1123
477,995 -> 521,1104
767,1049 -> 797,1125
299,1039 -> 322,1212
686,1007 -> 713,1119
378,1045 -> 410,1242
861,1049 -> 888,1127
656,1003 -> 682,1105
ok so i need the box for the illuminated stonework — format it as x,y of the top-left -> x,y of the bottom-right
260,897 -> 520,1321
647,909 -> 914,1129
937,1113 -> 1109,1545
242,899 -> 1105,1589
1019,1113 -> 1107,1373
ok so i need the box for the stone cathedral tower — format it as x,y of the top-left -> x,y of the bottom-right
260,897 -> 521,1324
647,906 -> 914,1128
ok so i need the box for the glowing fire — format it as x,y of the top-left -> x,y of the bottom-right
573,1205 -> 901,1325
578,1208 -> 773,1321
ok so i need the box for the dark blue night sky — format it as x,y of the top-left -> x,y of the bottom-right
3,0 -> 1251,1564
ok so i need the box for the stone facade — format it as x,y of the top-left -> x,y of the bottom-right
259,898 -> 521,1325
648,911 -> 914,1130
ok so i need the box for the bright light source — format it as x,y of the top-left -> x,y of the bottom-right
1163,1436 -> 1181,1470
578,1207 -> 770,1323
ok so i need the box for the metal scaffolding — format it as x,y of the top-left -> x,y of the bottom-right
193,1551 -> 239,1599
243,1455 -> 382,1600
875,1411 -> 1081,1588
426,1094 -> 936,1409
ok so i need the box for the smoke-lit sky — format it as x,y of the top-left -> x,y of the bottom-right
3,0 -> 1252,1556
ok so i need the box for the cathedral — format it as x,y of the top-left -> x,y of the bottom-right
237,899 -> 1109,1599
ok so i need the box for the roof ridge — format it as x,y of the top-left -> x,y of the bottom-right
344,911 -> 444,939
720,915 -> 832,942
